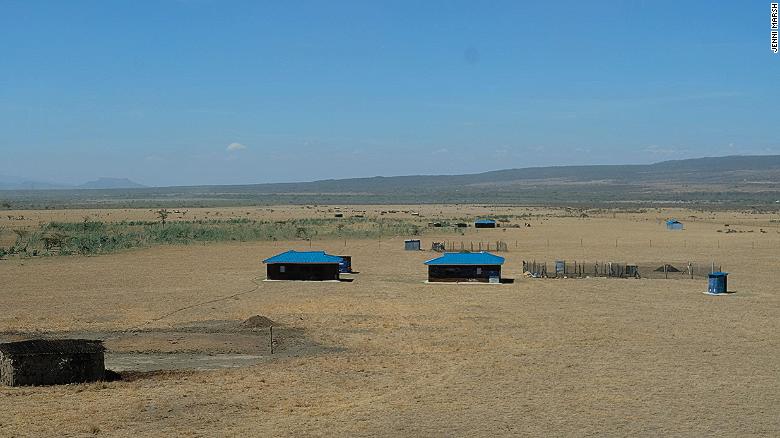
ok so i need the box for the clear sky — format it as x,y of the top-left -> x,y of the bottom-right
1,1 -> 778,186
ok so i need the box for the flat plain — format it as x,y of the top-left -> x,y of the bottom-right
0,205 -> 778,436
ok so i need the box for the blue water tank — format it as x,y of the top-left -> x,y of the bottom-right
666,219 -> 683,230
708,272 -> 728,294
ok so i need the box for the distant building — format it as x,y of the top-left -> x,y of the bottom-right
0,339 -> 105,386
404,239 -> 421,251
666,219 -> 684,230
424,252 -> 505,283
474,219 -> 497,228
263,250 -> 344,281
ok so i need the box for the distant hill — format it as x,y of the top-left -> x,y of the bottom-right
78,177 -> 146,189
0,175 -> 69,190
0,176 -> 145,190
223,155 -> 780,193
2,155 -> 780,207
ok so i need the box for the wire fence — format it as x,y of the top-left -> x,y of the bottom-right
522,260 -> 721,279
434,240 -> 511,252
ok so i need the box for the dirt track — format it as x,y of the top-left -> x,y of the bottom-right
0,207 -> 778,436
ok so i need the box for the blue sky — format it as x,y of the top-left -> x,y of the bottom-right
0,1 -> 778,186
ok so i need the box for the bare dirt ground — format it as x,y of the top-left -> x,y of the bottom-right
0,206 -> 778,436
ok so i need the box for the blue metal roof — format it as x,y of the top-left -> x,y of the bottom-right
666,219 -> 682,225
263,250 -> 343,264
475,219 -> 496,224
424,252 -> 505,266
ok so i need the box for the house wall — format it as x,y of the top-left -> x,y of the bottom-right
474,223 -> 496,228
0,352 -> 105,386
428,265 -> 501,282
337,256 -> 352,273
266,263 -> 340,281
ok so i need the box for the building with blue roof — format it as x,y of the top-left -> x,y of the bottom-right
666,219 -> 684,231
474,219 -> 497,228
424,252 -> 505,283
263,250 -> 344,281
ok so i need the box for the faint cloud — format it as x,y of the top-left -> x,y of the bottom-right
226,142 -> 247,152
432,148 -> 449,155
494,147 -> 510,158
145,154 -> 165,162
643,144 -> 684,156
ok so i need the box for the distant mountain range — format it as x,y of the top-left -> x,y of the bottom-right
3,155 -> 780,207
210,154 -> 780,193
78,178 -> 146,189
0,176 -> 145,190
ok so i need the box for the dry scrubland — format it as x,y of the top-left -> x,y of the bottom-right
0,205 -> 778,436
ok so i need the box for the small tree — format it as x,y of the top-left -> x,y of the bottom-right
42,232 -> 68,251
157,209 -> 170,227
12,229 -> 30,253
12,229 -> 29,240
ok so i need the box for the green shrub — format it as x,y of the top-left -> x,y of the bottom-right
10,217 -> 447,257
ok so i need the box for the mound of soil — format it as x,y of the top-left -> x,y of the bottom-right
241,315 -> 276,328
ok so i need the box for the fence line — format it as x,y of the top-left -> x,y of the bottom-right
433,240 -> 510,252
522,260 -> 717,279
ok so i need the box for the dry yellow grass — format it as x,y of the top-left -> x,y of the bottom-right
0,206 -> 778,436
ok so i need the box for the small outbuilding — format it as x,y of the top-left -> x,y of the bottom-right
666,219 -> 684,230
474,219 -> 497,228
0,339 -> 105,386
404,239 -> 421,251
263,250 -> 343,281
424,251 -> 505,283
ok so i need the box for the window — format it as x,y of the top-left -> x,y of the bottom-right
279,265 -> 285,273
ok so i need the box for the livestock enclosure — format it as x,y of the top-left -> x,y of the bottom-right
522,260 -> 719,279
0,339 -> 105,386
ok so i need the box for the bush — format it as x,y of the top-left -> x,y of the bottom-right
11,217 -> 448,257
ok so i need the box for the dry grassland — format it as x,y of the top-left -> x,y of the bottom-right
0,206 -> 778,436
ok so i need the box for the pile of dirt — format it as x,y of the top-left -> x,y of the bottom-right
240,315 -> 276,328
